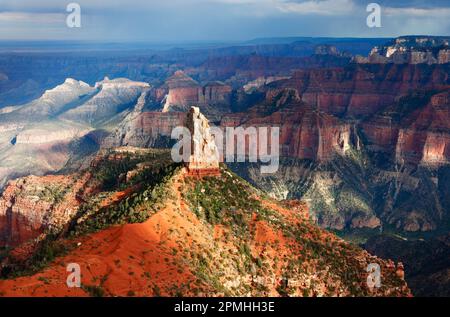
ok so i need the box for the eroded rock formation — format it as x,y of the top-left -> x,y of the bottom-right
162,71 -> 232,119
355,36 -> 450,65
185,107 -> 220,176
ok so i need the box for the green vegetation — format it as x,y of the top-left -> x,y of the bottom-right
184,169 -> 276,237
70,165 -> 179,235
183,167 -> 406,296
1,234 -> 72,279
92,149 -> 173,191
18,183 -> 72,205
0,149 -> 409,297
82,285 -> 106,297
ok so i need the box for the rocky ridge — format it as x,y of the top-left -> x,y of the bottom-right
0,146 -> 410,297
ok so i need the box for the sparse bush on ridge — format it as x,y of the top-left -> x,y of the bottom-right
70,152 -> 181,235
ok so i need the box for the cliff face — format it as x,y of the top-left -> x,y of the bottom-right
103,66 -> 450,233
109,89 -> 355,164
193,52 -> 352,87
60,78 -> 150,125
276,64 -> 449,118
106,106 -> 221,175
1,60 -> 448,237
0,174 -> 92,247
13,79 -> 96,117
162,71 -> 232,119
0,130 -> 83,190
104,111 -> 186,148
237,64 -> 450,166
362,91 -> 450,165
220,93 -> 353,161
221,73 -> 450,166
219,64 -> 450,233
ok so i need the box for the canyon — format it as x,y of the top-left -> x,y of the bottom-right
2,55 -> 449,233
0,136 -> 410,298
0,36 -> 448,296
103,63 -> 450,233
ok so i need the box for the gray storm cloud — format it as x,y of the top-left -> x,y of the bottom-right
0,0 -> 448,41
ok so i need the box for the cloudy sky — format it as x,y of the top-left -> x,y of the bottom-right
0,0 -> 449,42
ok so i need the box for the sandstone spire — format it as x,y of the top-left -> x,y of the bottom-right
185,107 -> 220,176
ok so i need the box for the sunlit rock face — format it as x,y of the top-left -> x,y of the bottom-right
12,78 -> 96,117
438,49 -> 450,64
219,67 -> 450,233
108,106 -> 221,175
61,77 -> 150,125
386,91 -> 450,166
0,77 -> 155,190
185,107 -> 220,173
259,64 -> 449,166
280,64 -> 449,119
357,36 -> 450,65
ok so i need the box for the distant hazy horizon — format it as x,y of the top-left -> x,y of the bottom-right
0,36 -> 393,53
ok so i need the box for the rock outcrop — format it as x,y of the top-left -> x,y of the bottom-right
0,78 -> 152,190
355,36 -> 450,65
219,63 -> 450,232
365,234 -> 450,297
276,63 -> 449,118
362,90 -> 450,166
162,71 -> 232,119
185,107 -> 220,175
106,106 -> 221,176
